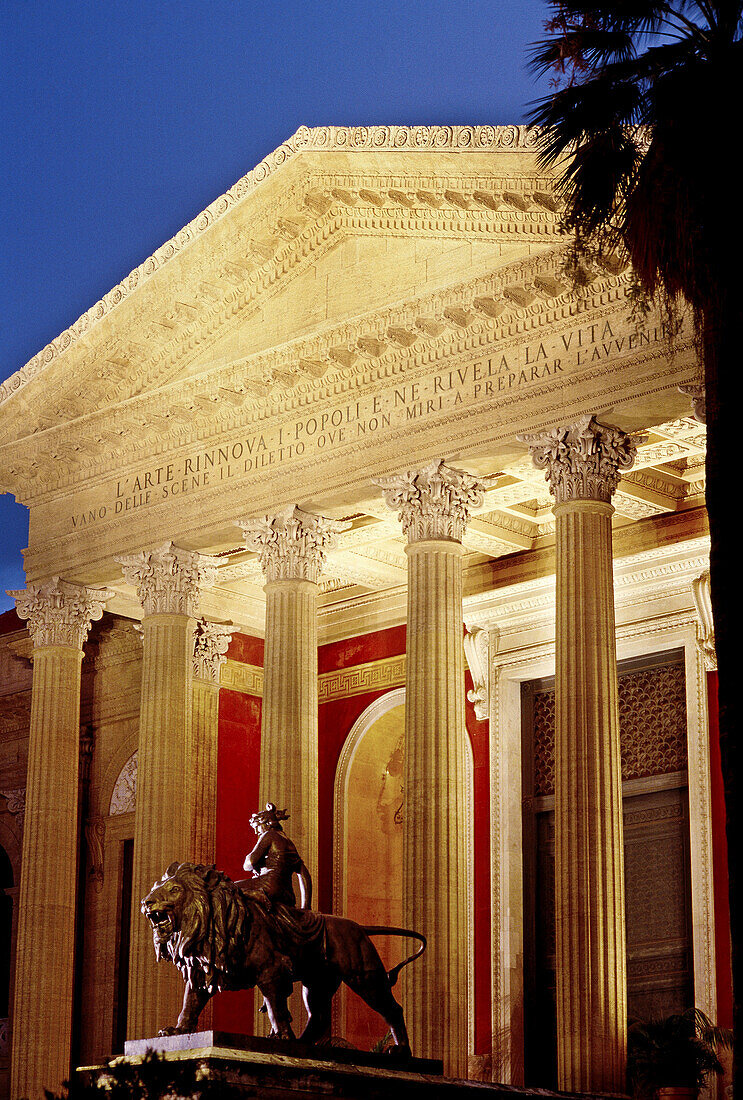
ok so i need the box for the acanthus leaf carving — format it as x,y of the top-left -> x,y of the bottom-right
193,619 -> 234,683
374,460 -> 493,542
116,542 -> 219,617
519,415 -> 643,504
237,506 -> 350,583
8,578 -> 113,650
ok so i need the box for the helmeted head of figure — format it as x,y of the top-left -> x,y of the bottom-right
249,801 -> 289,834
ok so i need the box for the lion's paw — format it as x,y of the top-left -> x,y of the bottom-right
157,1027 -> 181,1037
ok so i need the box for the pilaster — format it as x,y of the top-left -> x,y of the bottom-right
116,543 -> 218,1041
375,460 -> 488,1076
8,578 -> 110,1100
522,416 -> 640,1092
192,620 -> 233,865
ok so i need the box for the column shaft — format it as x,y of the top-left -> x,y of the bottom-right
11,647 -> 83,1099
127,612 -> 194,1040
521,417 -> 638,1093
404,540 -> 468,1076
260,580 -> 318,882
554,499 -> 626,1091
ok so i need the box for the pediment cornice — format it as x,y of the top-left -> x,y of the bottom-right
0,125 -> 553,444
0,244 -> 649,500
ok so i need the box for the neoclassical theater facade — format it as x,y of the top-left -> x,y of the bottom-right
0,125 -> 729,1099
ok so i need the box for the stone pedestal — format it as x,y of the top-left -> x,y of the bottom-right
376,462 -> 487,1078
239,507 -> 347,886
523,416 -> 640,1093
78,1031 -> 608,1100
9,578 -> 110,1100
117,544 -> 218,1041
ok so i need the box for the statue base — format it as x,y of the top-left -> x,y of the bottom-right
123,1029 -> 442,1073
78,1032 -> 623,1098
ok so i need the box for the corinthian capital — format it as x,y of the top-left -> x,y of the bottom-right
193,619 -> 234,683
9,577 -> 112,649
116,542 -> 219,617
374,460 -> 489,542
519,415 -> 643,504
238,506 -> 350,584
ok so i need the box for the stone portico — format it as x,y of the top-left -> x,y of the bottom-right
0,126 -> 720,1099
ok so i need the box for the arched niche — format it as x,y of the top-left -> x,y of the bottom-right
333,688 -> 474,1054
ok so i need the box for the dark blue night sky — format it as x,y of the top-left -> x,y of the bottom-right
1,0 -> 551,610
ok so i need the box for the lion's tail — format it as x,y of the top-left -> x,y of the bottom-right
362,926 -> 427,988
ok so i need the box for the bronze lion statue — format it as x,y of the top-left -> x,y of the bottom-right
141,861 -> 425,1053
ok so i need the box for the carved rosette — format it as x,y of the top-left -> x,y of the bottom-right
520,415 -> 642,504
238,506 -> 349,584
692,570 -> 716,670
9,577 -> 112,649
374,460 -> 488,542
193,619 -> 234,683
116,542 -> 219,617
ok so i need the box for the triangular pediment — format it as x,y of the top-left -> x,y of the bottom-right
0,124 -> 561,454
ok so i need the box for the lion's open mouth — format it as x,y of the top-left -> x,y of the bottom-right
144,906 -> 174,938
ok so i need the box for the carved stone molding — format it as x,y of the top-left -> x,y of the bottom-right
84,817 -> 105,893
691,570 -> 716,670
8,577 -> 112,650
375,460 -> 490,542
193,619 -> 234,683
116,542 -> 219,617
464,626 -> 490,721
678,383 -> 706,424
0,126 -> 542,418
220,660 -> 264,696
520,415 -> 642,504
238,506 -> 349,583
1,787 -> 25,832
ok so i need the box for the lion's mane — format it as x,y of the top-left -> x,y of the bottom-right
154,861 -> 252,994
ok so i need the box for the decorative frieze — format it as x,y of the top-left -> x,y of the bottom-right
109,751 -> 137,815
375,460 -> 490,542
193,619 -> 234,682
520,415 -> 642,504
9,577 -> 112,650
238,506 -> 349,583
116,542 -> 219,617
220,659 -> 264,696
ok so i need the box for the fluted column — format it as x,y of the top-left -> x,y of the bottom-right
523,415 -> 640,1093
192,620 -> 233,865
9,578 -> 110,1099
238,508 -> 347,885
376,461 -> 488,1077
116,543 -> 218,1040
